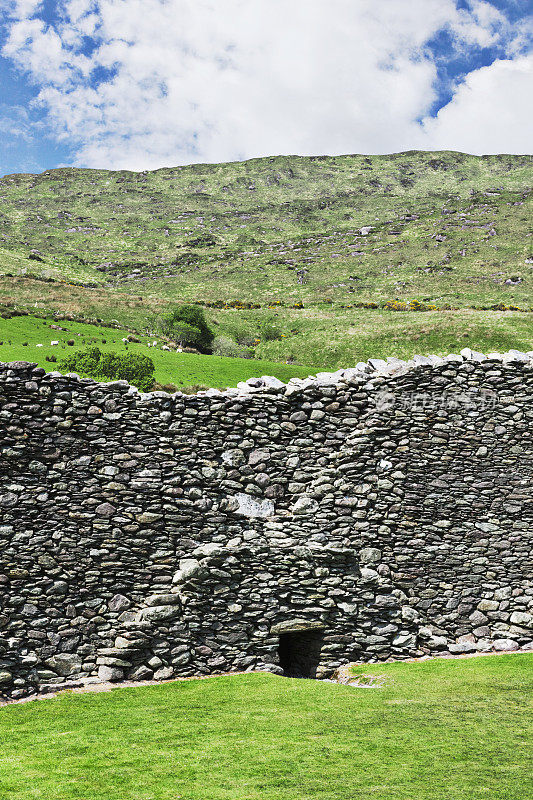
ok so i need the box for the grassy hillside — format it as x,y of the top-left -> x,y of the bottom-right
0,151 -> 531,377
1,654 -> 531,800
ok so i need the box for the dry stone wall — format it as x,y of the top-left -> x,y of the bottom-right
0,349 -> 532,699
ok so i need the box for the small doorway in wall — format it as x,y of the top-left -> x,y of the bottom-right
278,629 -> 324,678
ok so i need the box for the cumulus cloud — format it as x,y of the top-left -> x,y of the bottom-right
420,54 -> 533,154
1,0 -> 531,169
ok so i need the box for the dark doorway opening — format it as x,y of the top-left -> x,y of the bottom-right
278,630 -> 324,678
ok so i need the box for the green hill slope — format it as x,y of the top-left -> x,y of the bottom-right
0,151 -> 531,372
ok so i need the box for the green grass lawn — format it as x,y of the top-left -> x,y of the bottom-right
0,314 -> 317,389
1,654 -> 531,800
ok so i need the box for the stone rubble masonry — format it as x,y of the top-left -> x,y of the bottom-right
0,348 -> 532,699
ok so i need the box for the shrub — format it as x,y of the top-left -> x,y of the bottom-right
170,322 -> 203,348
99,351 -> 121,377
234,332 -> 257,347
160,305 -> 214,353
61,346 -> 101,374
59,348 -> 155,391
212,336 -> 254,359
113,353 -> 154,390
212,335 -> 241,357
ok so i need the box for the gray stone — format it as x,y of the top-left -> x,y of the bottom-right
173,558 -> 202,584
95,502 -> 115,517
374,595 -> 399,608
469,610 -> 488,625
46,654 -> 82,677
234,493 -> 274,518
98,665 -> 124,682
477,599 -> 499,612
401,606 -> 419,622
510,612 -> 532,628
128,665 -> 153,681
292,496 -> 319,515
449,641 -> 476,654
154,667 -> 175,681
493,639 -> 519,651
271,620 -> 325,634
139,605 -> 181,622
108,594 -> 131,612
144,593 -> 181,607
0,351 -> 531,700
359,547 -> 381,565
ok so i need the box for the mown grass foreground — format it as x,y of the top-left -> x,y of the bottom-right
1,654 -> 531,800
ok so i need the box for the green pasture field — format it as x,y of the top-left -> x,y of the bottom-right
0,308 -> 531,391
0,314 -> 316,389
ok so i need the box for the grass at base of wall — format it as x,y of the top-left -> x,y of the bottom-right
0,654 -> 531,800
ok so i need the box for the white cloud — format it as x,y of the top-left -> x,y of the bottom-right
0,104 -> 34,142
1,0 -> 531,169
420,54 -> 533,154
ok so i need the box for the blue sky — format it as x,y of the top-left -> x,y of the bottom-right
0,0 -> 531,176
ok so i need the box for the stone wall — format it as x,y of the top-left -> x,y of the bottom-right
0,349 -> 532,699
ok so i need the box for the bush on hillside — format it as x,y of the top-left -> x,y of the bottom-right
170,321 -> 203,348
160,304 -> 214,353
112,353 -> 155,389
62,346 -> 101,374
60,347 -> 155,391
212,336 -> 254,359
